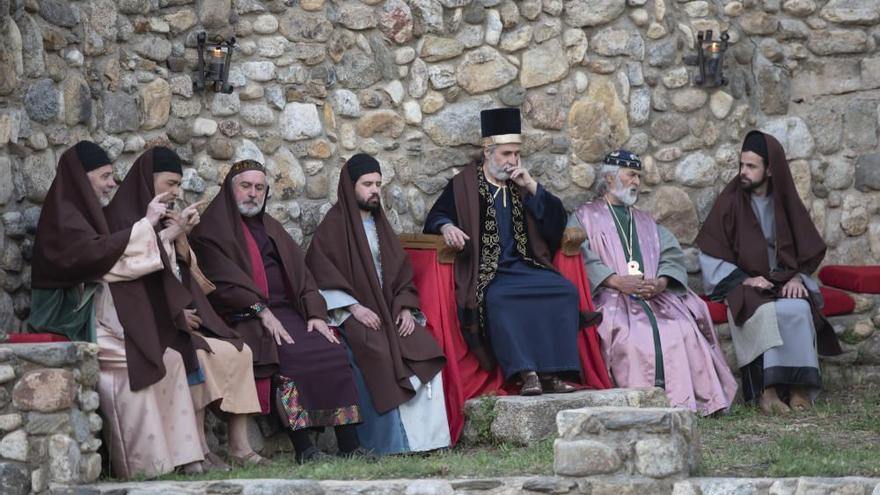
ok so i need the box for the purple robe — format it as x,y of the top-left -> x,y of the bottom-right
575,201 -> 737,415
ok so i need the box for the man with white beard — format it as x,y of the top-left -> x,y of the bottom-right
571,150 -> 738,415
424,108 -> 604,396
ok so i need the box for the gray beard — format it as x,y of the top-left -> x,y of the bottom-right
611,178 -> 639,206
237,202 -> 263,217
486,157 -> 511,181
98,196 -> 111,207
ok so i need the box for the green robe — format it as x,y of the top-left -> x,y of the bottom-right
27,285 -> 98,342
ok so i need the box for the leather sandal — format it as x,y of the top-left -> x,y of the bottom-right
520,372 -> 542,396
229,450 -> 270,467
541,375 -> 577,394
204,451 -> 231,472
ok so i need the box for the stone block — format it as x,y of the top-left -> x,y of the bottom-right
0,414 -> 22,432
635,437 -> 688,478
0,429 -> 28,462
12,369 -> 77,413
0,364 -> 14,384
463,388 -> 668,445
554,438 -> 622,476
0,461 -> 29,495
48,434 -> 80,483
24,412 -> 70,435
554,407 -> 698,479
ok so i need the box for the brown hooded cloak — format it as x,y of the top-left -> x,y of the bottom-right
306,161 -> 447,414
104,147 -> 210,391
695,130 -> 841,356
189,163 -> 328,378
32,144 -> 132,289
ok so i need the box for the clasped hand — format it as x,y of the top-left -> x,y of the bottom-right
608,274 -> 667,299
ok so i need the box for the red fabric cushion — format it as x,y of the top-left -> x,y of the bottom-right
819,265 -> 880,294
700,296 -> 729,324
699,286 -> 855,324
819,286 -> 855,317
6,333 -> 70,343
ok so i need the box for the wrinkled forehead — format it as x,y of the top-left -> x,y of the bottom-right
491,143 -> 521,154
233,170 -> 267,185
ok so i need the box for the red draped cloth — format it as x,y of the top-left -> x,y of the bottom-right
405,248 -> 610,445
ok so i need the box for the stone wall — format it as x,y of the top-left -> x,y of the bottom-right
0,343 -> 103,495
1,0 -> 880,336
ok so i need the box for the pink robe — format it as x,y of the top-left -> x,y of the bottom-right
575,201 -> 737,415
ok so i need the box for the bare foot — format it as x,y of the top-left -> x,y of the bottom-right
789,388 -> 812,411
759,387 -> 791,415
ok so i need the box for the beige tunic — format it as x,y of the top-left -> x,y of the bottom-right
164,236 -> 261,415
96,218 -> 204,480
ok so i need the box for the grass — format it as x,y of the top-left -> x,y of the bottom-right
153,440 -> 554,482
697,384 -> 880,477
135,386 -> 880,483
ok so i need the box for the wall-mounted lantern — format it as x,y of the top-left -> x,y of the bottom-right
693,30 -> 729,87
194,32 -> 236,94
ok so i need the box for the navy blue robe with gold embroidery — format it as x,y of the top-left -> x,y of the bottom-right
425,180 -> 580,379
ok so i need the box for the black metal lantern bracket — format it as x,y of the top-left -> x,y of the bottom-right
685,30 -> 730,87
194,32 -> 236,94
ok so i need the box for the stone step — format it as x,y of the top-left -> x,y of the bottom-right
554,406 -> 698,480
462,387 -> 669,446
69,475 -> 880,495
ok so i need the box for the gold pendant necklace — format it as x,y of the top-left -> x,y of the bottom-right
606,199 -> 642,276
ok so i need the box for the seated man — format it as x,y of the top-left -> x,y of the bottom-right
424,107 -> 597,396
307,154 -> 449,455
572,150 -> 737,416
30,141 -> 205,478
696,131 -> 842,414
191,160 -> 364,463
112,146 -> 265,469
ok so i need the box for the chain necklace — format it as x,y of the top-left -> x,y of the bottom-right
606,199 -> 642,275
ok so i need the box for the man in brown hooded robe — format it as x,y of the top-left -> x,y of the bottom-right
116,147 -> 265,469
307,154 -> 449,455
696,130 -> 842,414
190,160 -> 363,464
30,141 -> 205,479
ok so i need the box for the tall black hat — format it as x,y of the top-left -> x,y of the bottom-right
480,108 -> 521,146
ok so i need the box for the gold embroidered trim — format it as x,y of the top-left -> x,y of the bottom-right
474,167 -> 541,331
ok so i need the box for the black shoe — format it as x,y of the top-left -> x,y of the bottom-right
296,446 -> 331,465
337,446 -> 376,460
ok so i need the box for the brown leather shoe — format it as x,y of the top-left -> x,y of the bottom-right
541,375 -> 577,394
520,372 -> 542,396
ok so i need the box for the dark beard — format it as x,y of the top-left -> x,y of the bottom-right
740,172 -> 768,192
356,197 -> 381,212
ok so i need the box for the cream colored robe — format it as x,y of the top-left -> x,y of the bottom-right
96,218 -> 204,479
163,236 -> 261,416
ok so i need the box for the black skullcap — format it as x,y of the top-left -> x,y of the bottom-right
480,108 -> 521,140
742,131 -> 769,164
227,159 -> 266,180
74,141 -> 111,172
347,153 -> 381,182
151,147 -> 183,175
603,149 -> 642,170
